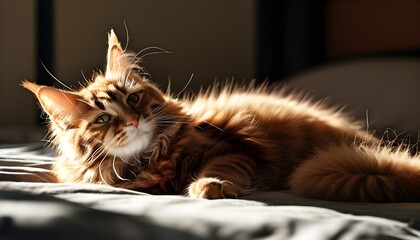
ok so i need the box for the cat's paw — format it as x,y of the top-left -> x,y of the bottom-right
188,177 -> 239,199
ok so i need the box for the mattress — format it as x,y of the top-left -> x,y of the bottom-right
1,144 -> 419,240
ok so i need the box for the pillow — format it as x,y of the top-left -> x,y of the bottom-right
285,57 -> 420,144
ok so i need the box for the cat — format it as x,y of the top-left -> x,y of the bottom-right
23,29 -> 420,202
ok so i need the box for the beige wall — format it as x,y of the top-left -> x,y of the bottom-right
54,0 -> 256,93
0,0 -> 36,125
0,0 -> 256,143
0,0 -> 42,142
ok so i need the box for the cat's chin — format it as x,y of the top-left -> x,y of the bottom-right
108,121 -> 154,159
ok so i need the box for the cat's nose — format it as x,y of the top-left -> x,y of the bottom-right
126,115 -> 139,128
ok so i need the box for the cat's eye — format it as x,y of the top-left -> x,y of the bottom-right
127,93 -> 139,106
95,114 -> 111,124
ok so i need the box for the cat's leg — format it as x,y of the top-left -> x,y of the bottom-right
188,154 -> 256,199
289,144 -> 420,202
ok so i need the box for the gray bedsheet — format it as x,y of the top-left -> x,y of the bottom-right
1,144 -> 420,240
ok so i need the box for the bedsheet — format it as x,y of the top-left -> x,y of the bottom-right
1,144 -> 420,240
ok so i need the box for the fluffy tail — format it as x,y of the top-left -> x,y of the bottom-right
289,143 -> 420,202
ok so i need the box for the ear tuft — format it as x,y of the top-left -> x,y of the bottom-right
108,29 -> 120,48
22,80 -> 42,96
106,29 -> 132,78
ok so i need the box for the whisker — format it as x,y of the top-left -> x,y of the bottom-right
98,147 -> 113,185
165,79 -> 172,96
139,50 -> 172,60
151,102 -> 168,114
156,120 -> 190,125
153,125 -> 187,136
148,146 -> 159,165
132,155 -> 142,165
98,158 -> 109,185
123,20 -> 131,52
365,109 -> 370,132
59,93 -> 84,116
88,145 -> 107,164
88,148 -> 102,162
202,120 -> 224,132
135,46 -> 171,60
140,71 -> 152,80
119,155 -> 136,166
175,73 -> 194,99
40,60 -> 73,90
80,70 -> 89,82
112,155 -> 131,181
157,114 -> 218,132
154,116 -> 191,122
154,115 -> 190,120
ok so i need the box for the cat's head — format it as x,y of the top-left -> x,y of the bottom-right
23,30 -> 180,163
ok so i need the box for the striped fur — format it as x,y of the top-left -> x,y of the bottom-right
23,30 -> 420,202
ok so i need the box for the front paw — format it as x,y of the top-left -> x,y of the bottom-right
188,177 -> 239,199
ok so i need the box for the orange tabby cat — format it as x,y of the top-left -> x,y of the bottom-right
23,30 -> 420,202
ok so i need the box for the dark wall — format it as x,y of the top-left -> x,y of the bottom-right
256,0 -> 420,82
257,0 -> 326,82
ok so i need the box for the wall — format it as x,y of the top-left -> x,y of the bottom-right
327,0 -> 420,59
0,0 -> 43,143
54,0 -> 257,93
0,0 -> 256,143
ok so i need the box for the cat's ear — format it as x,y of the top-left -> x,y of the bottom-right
106,29 -> 132,78
22,81 -> 87,121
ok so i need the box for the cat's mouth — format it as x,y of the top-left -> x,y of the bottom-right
108,119 -> 155,159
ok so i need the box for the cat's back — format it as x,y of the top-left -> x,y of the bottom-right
181,84 -> 361,133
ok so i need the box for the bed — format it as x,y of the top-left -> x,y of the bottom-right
1,145 -> 420,240
2,58 -> 420,239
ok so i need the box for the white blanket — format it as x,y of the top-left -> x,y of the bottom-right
1,144 -> 419,240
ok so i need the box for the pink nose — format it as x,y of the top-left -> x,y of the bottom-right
126,116 -> 139,128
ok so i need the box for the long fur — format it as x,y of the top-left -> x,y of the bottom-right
23,30 -> 420,202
